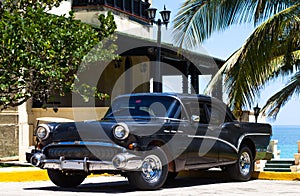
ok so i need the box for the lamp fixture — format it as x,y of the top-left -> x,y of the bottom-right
146,4 -> 171,92
146,5 -> 171,28
253,104 -> 261,123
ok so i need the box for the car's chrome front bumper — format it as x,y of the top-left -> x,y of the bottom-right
30,141 -> 143,172
31,153 -> 143,172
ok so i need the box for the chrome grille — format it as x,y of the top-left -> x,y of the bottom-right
46,146 -> 120,161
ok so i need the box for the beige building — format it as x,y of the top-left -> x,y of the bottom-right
0,0 -> 228,161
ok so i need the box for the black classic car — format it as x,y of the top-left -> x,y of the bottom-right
30,93 -> 272,190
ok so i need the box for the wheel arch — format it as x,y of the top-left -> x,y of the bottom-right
239,138 -> 256,159
147,140 -> 176,172
147,140 -> 165,148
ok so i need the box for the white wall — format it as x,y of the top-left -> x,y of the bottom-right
47,0 -> 72,16
46,1 -> 152,39
75,10 -> 152,39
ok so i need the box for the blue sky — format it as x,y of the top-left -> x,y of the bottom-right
152,0 -> 300,125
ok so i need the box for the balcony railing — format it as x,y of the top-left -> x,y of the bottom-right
72,0 -> 151,21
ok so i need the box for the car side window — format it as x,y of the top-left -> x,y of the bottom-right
206,104 -> 230,125
158,100 -> 185,120
185,102 -> 209,124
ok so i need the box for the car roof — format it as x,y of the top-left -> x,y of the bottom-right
114,93 -> 236,120
115,93 -> 222,104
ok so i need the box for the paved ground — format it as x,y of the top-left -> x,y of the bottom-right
2,165 -> 300,182
1,162 -> 300,195
1,175 -> 300,196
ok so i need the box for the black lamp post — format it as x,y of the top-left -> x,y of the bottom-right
146,5 -> 171,93
253,104 -> 261,123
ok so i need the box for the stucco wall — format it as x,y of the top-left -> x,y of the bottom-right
47,1 -> 153,44
75,10 -> 152,39
31,107 -> 109,123
47,0 -> 72,16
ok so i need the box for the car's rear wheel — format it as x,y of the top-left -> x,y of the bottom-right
228,145 -> 253,181
127,146 -> 168,190
47,169 -> 87,188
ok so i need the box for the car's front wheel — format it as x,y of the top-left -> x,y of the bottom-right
47,169 -> 87,188
127,146 -> 169,190
228,145 -> 253,181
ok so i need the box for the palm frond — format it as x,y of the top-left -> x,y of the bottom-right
261,71 -> 300,118
205,3 -> 300,113
173,0 -> 294,48
254,0 -> 296,24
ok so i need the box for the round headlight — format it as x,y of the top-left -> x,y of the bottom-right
113,123 -> 129,140
36,124 -> 50,141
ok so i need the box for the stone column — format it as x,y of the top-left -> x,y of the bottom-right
18,100 -> 34,162
270,140 -> 280,159
294,141 -> 300,166
240,111 -> 250,122
290,141 -> 300,172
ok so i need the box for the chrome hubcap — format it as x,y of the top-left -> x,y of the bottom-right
239,151 -> 251,176
141,155 -> 162,183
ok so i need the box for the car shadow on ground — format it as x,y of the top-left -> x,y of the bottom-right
24,171 -> 242,194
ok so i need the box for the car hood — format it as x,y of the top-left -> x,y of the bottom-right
47,118 -> 168,142
48,121 -> 114,142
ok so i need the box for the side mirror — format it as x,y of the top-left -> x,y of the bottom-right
191,115 -> 200,123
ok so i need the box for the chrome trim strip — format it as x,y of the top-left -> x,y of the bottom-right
187,135 -> 238,153
185,160 -> 237,170
237,133 -> 271,151
188,133 -> 271,153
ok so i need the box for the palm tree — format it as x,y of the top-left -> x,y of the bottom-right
173,0 -> 300,118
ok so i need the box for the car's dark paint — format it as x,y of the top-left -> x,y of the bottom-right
29,93 -> 272,189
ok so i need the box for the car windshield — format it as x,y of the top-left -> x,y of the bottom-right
104,96 -> 181,119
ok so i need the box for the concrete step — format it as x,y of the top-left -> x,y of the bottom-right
266,159 -> 294,165
265,163 -> 293,169
264,167 -> 291,172
264,159 -> 294,172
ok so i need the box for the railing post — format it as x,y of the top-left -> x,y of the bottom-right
190,69 -> 199,94
122,0 -> 126,11
130,0 -> 134,14
139,0 -> 142,17
121,0 -> 125,10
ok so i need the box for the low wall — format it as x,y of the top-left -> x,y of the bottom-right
0,108 -> 19,158
31,107 -> 109,123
